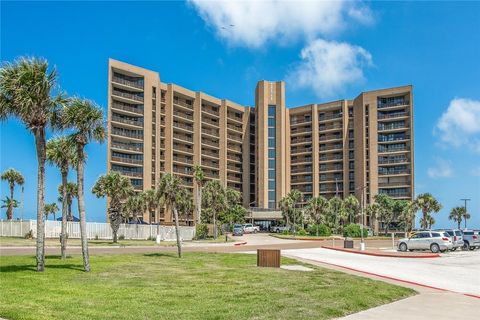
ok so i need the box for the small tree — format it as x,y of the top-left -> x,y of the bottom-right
414,193 -> 442,230
344,195 -> 360,224
1,197 -> 19,219
92,172 -> 134,243
44,203 -> 59,221
202,180 -> 227,239
374,194 -> 395,235
365,203 -> 381,234
0,168 -> 24,220
305,196 -> 329,236
328,197 -> 346,234
397,200 -> 416,235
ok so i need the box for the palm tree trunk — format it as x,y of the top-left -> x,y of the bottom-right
458,220 -> 461,230
197,186 -> 202,224
34,129 -> 46,272
172,204 -> 182,258
67,199 -> 72,220
60,169 -> 68,259
76,146 -> 90,272
8,183 -> 14,220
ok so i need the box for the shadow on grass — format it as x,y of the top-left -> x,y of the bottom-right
143,253 -> 176,258
0,263 -> 85,273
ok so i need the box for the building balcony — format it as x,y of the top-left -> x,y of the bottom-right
173,99 -> 194,110
227,144 -> 242,153
319,155 -> 343,162
227,175 -> 242,182
377,111 -> 409,120
173,166 -> 192,176
173,110 -> 194,121
378,169 -> 410,176
173,122 -> 193,132
291,157 -> 312,164
290,127 -> 312,136
227,123 -> 242,132
202,161 -> 219,169
378,124 -> 408,132
202,149 -> 219,159
112,75 -> 144,90
227,154 -> 242,163
290,118 -> 311,125
112,89 -> 144,103
173,156 -> 193,165
320,135 -> 342,142
378,157 -> 409,165
113,169 -> 142,178
291,137 -> 312,145
111,103 -> 144,115
111,115 -> 143,128
227,112 -> 243,123
202,138 -> 219,148
111,156 -> 143,165
227,164 -> 242,172
202,105 -> 220,117
111,129 -> 143,140
291,167 -> 312,174
378,181 -> 411,188
291,147 -> 313,154
111,141 -> 143,153
173,133 -> 193,143
319,113 -> 343,122
319,124 -> 343,132
202,128 -> 219,138
320,166 -> 343,172
227,134 -> 243,143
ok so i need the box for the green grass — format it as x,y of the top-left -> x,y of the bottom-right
0,236 -> 233,247
0,253 -> 414,320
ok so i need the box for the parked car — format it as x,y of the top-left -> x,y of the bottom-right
271,225 -> 290,233
441,229 -> 464,251
243,223 -> 260,234
233,224 -> 244,236
398,230 -> 453,253
462,230 -> 480,250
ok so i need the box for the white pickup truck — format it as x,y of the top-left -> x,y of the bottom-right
243,223 -> 260,233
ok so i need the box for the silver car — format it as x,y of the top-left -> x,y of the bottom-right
462,230 -> 480,250
398,231 -> 453,253
442,229 -> 464,251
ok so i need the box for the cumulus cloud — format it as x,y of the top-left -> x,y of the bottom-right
286,39 -> 372,98
435,98 -> 480,153
188,0 -> 373,48
427,158 -> 454,178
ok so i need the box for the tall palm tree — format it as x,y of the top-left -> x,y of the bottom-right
365,203 -> 381,234
1,197 -> 18,219
46,137 -> 76,259
344,194 -> 359,224
61,98 -> 106,272
157,174 -> 185,257
193,165 -> 205,224
414,193 -> 442,230
0,168 -> 25,220
0,57 -> 66,271
288,189 -> 303,232
44,202 -> 59,221
124,194 -> 147,224
448,207 -> 464,230
279,195 -> 293,228
202,180 -> 227,239
92,171 -> 134,243
305,196 -> 329,236
58,182 -> 78,221
176,188 -> 193,225
420,215 -> 435,229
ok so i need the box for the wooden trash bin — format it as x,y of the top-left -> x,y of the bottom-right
257,249 -> 281,268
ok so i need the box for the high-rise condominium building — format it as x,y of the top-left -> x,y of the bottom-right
107,59 -> 414,229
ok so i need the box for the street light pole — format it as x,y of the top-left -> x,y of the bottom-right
460,198 -> 471,229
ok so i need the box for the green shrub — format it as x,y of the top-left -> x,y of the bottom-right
297,228 -> 307,236
195,223 -> 209,240
282,229 -> 290,235
343,224 -> 368,238
147,235 -> 155,241
24,230 -> 33,239
94,234 -> 99,240
118,234 -> 125,240
307,224 -> 332,237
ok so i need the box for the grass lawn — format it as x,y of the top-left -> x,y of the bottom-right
0,237 -> 233,247
0,253 -> 414,320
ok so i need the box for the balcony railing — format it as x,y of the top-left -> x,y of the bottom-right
227,175 -> 242,182
205,171 -> 220,179
174,144 -> 194,153
291,137 -> 312,144
319,124 -> 342,131
378,181 -> 411,187
112,103 -> 144,115
291,127 -> 312,135
202,161 -> 219,169
202,106 -> 220,117
112,76 -> 143,89
112,169 -> 142,178
111,141 -> 143,152
320,135 -> 342,141
227,154 -> 242,162
319,113 -> 343,121
291,147 -> 313,154
227,123 -> 242,132
173,133 -> 193,143
227,164 -> 242,172
378,111 -> 409,120
173,122 -> 193,132
378,124 -> 407,131
202,139 -> 219,148
320,166 -> 343,172
202,128 -> 219,137
227,112 -> 243,122
378,169 -> 409,175
291,167 -> 312,174
112,129 -> 143,139
378,146 -> 407,153
173,99 -> 194,110
227,134 -> 242,142
378,157 -> 408,164
227,144 -> 242,152
320,155 -> 343,161
378,135 -> 410,142
173,167 -> 192,175
111,156 -> 143,165
111,115 -> 143,127
112,89 -> 144,102
290,118 -> 311,125
202,150 -> 219,158
291,157 -> 312,164
173,111 -> 193,121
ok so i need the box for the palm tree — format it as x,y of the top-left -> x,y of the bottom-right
414,193 -> 442,230
142,189 -> 158,225
58,182 -> 78,221
44,203 -> 59,221
92,172 -> 134,243
328,197 -> 346,234
202,180 -> 227,239
365,203 -> 381,234
448,206 -> 464,230
0,57 -> 66,271
157,174 -> 185,257
124,194 -> 147,224
287,189 -> 303,233
61,98 -> 106,272
1,197 -> 19,219
344,194 -> 359,224
279,195 -> 293,228
193,165 -> 205,224
305,196 -> 329,236
397,200 -> 416,235
374,194 -> 395,235
0,168 -> 25,220
176,188 -> 193,225
46,137 -> 76,259
420,215 -> 435,229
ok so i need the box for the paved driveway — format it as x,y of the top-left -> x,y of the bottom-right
284,248 -> 480,296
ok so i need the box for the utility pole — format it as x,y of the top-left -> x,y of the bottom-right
460,198 -> 471,229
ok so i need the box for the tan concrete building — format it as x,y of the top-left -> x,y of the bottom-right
107,59 -> 414,228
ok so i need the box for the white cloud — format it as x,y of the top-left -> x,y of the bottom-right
435,98 -> 480,153
427,158 -> 454,178
286,39 -> 372,98
188,0 -> 373,48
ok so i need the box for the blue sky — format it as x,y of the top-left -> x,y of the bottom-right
1,1 -> 479,227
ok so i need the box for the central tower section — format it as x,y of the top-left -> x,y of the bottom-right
255,81 -> 288,209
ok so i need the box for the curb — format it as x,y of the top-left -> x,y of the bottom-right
321,246 -> 440,258
234,242 -> 247,246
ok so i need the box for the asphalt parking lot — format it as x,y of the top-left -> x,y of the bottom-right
284,247 -> 480,296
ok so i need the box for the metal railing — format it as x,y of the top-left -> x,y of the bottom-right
111,115 -> 143,127
112,76 -> 144,89
112,103 -> 144,114
111,141 -> 143,152
173,122 -> 193,132
111,156 -> 143,165
378,112 -> 409,120
112,129 -> 143,139
112,89 -> 144,102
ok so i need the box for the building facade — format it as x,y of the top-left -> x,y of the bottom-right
107,59 -> 414,227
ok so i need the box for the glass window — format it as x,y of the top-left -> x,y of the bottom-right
268,149 -> 275,158
268,180 -> 275,189
268,118 -> 275,126
268,190 -> 275,199
268,139 -> 275,148
268,105 -> 276,117
268,159 -> 276,168
268,128 -> 276,137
